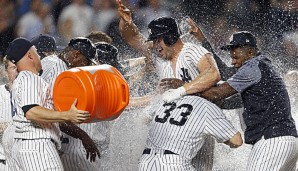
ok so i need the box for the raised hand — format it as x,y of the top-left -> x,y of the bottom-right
116,0 -> 132,24
187,17 -> 206,41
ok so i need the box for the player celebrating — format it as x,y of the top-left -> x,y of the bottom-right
0,57 -> 18,170
201,31 -> 298,171
6,37 -> 90,171
139,95 -> 242,171
117,1 -> 220,170
117,1 -> 220,102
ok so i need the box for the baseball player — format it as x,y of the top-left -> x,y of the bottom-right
117,2 -> 220,170
139,95 -> 242,171
86,31 -> 113,44
6,37 -> 90,171
201,31 -> 298,171
31,34 -> 104,170
0,57 -> 18,171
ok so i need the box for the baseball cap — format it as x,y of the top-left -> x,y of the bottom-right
68,37 -> 98,64
31,34 -> 56,58
6,37 -> 33,64
221,31 -> 257,50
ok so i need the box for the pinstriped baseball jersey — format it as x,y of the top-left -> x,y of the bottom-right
146,96 -> 237,161
41,55 -> 68,94
11,71 -> 61,145
0,85 -> 13,123
247,136 -> 298,171
156,43 -> 210,81
0,85 -> 13,161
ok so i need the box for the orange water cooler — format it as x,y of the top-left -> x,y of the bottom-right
53,64 -> 129,122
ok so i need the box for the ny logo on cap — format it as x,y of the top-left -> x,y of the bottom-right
246,39 -> 250,43
148,29 -> 152,35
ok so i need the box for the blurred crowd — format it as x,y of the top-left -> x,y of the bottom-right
0,0 -> 297,82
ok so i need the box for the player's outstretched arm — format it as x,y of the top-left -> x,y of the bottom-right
60,121 -> 101,162
116,0 -> 152,57
224,132 -> 243,148
25,99 -> 90,123
201,82 -> 237,102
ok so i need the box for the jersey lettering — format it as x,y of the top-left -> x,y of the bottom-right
180,68 -> 192,83
169,104 -> 193,126
155,102 -> 193,126
155,102 -> 176,123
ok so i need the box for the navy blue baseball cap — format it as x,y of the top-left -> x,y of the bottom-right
68,37 -> 98,64
6,37 -> 33,64
31,34 -> 56,58
221,31 -> 257,50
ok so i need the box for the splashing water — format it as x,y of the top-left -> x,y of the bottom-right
98,33 -> 298,171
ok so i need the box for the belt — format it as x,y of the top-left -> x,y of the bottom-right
0,159 -> 5,165
142,148 -> 177,155
21,138 -> 55,144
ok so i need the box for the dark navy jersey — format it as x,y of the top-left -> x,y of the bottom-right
228,54 -> 297,144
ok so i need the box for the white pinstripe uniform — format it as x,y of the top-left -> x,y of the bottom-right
139,96 -> 238,171
0,85 -> 13,171
41,55 -> 110,171
155,42 -> 215,171
246,136 -> 298,171
10,71 -> 63,171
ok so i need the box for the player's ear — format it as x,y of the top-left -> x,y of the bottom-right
27,51 -> 33,60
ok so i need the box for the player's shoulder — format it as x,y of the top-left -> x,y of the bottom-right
183,43 -> 209,55
16,71 -> 44,83
180,96 -> 221,110
0,84 -> 6,93
41,55 -> 67,67
180,95 -> 210,105
42,54 -> 62,63
183,42 -> 206,50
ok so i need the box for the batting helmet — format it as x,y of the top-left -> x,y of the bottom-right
31,34 -> 56,58
95,42 -> 124,73
147,17 -> 180,46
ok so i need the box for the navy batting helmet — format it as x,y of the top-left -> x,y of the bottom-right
95,42 -> 124,73
147,17 -> 180,46
31,34 -> 56,58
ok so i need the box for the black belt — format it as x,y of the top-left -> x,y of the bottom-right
142,148 -> 177,155
0,159 -> 6,165
21,139 -> 56,145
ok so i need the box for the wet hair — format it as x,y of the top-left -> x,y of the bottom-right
86,31 -> 113,44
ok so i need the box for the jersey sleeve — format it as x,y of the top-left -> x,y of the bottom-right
204,103 -> 238,143
185,44 -> 210,65
227,60 -> 261,93
18,73 -> 49,108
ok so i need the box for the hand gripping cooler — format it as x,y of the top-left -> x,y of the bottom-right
53,64 -> 129,122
